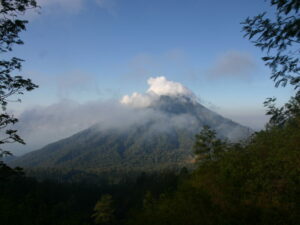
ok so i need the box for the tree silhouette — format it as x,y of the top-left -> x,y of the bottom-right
242,0 -> 300,94
0,0 -> 38,177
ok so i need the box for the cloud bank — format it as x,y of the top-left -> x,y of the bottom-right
121,76 -> 197,107
9,76 -> 198,154
8,76 -> 260,155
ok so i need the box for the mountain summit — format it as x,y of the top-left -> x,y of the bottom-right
12,90 -> 252,172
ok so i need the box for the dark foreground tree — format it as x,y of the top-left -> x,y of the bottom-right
129,113 -> 300,225
0,0 -> 38,178
264,94 -> 300,127
242,0 -> 300,94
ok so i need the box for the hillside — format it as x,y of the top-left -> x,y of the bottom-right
11,95 -> 252,172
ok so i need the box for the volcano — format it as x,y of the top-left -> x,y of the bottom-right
11,93 -> 252,173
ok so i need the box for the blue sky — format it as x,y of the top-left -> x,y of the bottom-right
10,0 -> 296,131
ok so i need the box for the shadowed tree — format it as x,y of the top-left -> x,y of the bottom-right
264,94 -> 300,128
242,0 -> 300,94
0,0 -> 38,178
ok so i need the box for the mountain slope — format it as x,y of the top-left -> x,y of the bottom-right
11,95 -> 252,172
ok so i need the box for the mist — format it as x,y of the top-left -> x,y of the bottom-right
12,101 -> 198,155
10,76 -> 252,155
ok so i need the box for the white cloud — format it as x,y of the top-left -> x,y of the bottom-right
121,92 -> 155,108
147,76 -> 193,97
9,76 -> 259,155
120,76 -> 197,107
11,97 -> 199,154
12,99 -> 128,153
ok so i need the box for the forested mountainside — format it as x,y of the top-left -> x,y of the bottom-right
11,95 -> 252,173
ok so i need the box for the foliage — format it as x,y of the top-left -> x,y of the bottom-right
3,116 -> 299,225
0,160 -> 23,181
129,113 -> 300,225
92,194 -> 115,225
0,0 -> 38,160
0,170 -> 180,225
193,126 -> 228,161
2,106 -> 299,225
0,176 -> 99,225
242,0 -> 300,93
264,94 -> 300,127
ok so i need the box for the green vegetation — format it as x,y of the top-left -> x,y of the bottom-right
0,170 -> 180,225
1,105 -> 299,224
92,194 -> 115,225
129,99 -> 300,225
12,124 -> 196,173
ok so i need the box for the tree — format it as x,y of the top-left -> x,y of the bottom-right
263,94 -> 300,128
92,194 -> 115,225
242,0 -> 300,94
0,0 -> 38,175
193,126 -> 227,161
